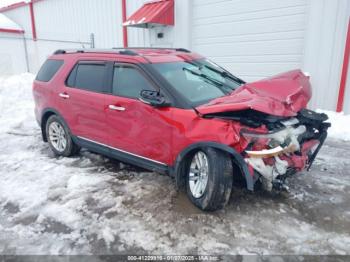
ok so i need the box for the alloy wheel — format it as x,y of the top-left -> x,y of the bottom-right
48,121 -> 67,152
189,151 -> 209,198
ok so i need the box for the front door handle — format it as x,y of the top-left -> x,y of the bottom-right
109,105 -> 125,111
59,93 -> 70,99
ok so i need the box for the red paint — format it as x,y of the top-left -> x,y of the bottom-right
197,70 -> 311,117
59,88 -> 110,145
121,0 -> 128,48
280,140 -> 319,170
123,0 -> 174,28
29,1 -> 37,41
105,94 -> 173,163
336,19 -> 350,112
0,28 -> 24,34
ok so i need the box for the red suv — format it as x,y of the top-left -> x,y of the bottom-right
33,48 -> 329,211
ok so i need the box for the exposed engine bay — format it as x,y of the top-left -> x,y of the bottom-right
205,109 -> 330,191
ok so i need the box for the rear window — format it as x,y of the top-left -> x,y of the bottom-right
66,62 -> 107,93
36,59 -> 64,82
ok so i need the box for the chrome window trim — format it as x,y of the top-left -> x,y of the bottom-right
77,136 -> 168,166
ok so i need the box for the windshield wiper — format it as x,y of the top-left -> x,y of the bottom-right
183,67 -> 224,87
203,65 -> 245,84
183,67 -> 234,94
184,60 -> 245,85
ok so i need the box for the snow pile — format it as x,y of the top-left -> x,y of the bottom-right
0,73 -> 36,134
317,109 -> 350,141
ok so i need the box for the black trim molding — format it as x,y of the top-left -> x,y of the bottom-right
73,136 -> 170,175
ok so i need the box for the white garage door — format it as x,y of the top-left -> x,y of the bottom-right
192,0 -> 308,82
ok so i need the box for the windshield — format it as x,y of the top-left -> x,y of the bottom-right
151,59 -> 244,105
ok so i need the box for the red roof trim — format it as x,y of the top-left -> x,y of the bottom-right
0,1 -> 27,12
122,0 -> 128,47
0,0 -> 43,13
29,1 -> 37,40
0,28 -> 24,34
336,18 -> 350,112
123,0 -> 174,28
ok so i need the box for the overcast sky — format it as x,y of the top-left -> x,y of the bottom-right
0,0 -> 22,8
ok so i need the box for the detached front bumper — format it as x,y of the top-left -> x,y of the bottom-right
242,109 -> 330,191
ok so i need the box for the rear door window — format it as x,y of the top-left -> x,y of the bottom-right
67,62 -> 108,93
36,59 -> 64,82
112,65 -> 155,99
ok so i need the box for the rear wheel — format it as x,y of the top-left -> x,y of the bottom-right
186,148 -> 233,211
46,115 -> 80,157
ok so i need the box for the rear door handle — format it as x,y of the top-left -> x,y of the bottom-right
59,93 -> 70,99
109,105 -> 125,111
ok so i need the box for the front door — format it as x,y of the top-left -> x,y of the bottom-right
105,63 -> 173,166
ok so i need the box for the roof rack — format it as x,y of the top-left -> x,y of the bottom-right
53,49 -> 85,55
175,48 -> 191,53
113,47 -> 191,53
53,47 -> 192,56
111,48 -> 138,56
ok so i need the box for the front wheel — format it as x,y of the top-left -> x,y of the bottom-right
186,148 -> 233,211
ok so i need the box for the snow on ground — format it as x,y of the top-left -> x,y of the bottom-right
317,109 -> 350,141
0,74 -> 350,255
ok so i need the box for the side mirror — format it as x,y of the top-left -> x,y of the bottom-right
139,90 -> 171,107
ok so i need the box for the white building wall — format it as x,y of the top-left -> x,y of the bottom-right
0,33 -> 27,75
191,0 -> 308,83
303,0 -> 350,112
2,5 -> 32,39
33,0 -> 123,48
2,0 -> 125,73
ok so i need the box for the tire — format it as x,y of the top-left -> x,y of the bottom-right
45,115 -> 80,157
185,147 -> 233,211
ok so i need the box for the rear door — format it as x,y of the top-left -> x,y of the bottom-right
105,63 -> 173,166
56,60 -> 110,144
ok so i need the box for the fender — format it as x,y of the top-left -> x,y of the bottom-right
40,108 -> 71,142
172,142 -> 255,191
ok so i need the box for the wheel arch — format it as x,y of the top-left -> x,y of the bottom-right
172,142 -> 255,191
40,108 -> 69,142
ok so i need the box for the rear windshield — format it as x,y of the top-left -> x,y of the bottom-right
36,59 -> 64,82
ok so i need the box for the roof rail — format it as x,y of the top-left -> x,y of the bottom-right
54,48 -> 140,56
112,48 -> 138,56
53,49 -> 66,55
53,49 -> 85,55
52,47 -> 192,56
113,47 -> 191,53
175,48 -> 191,53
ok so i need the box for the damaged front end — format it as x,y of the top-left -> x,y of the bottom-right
240,109 -> 330,191
197,70 -> 330,191
205,109 -> 330,191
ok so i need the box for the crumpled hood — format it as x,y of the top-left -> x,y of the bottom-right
196,69 -> 311,117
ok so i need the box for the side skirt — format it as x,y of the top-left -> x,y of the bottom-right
72,136 -> 170,175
